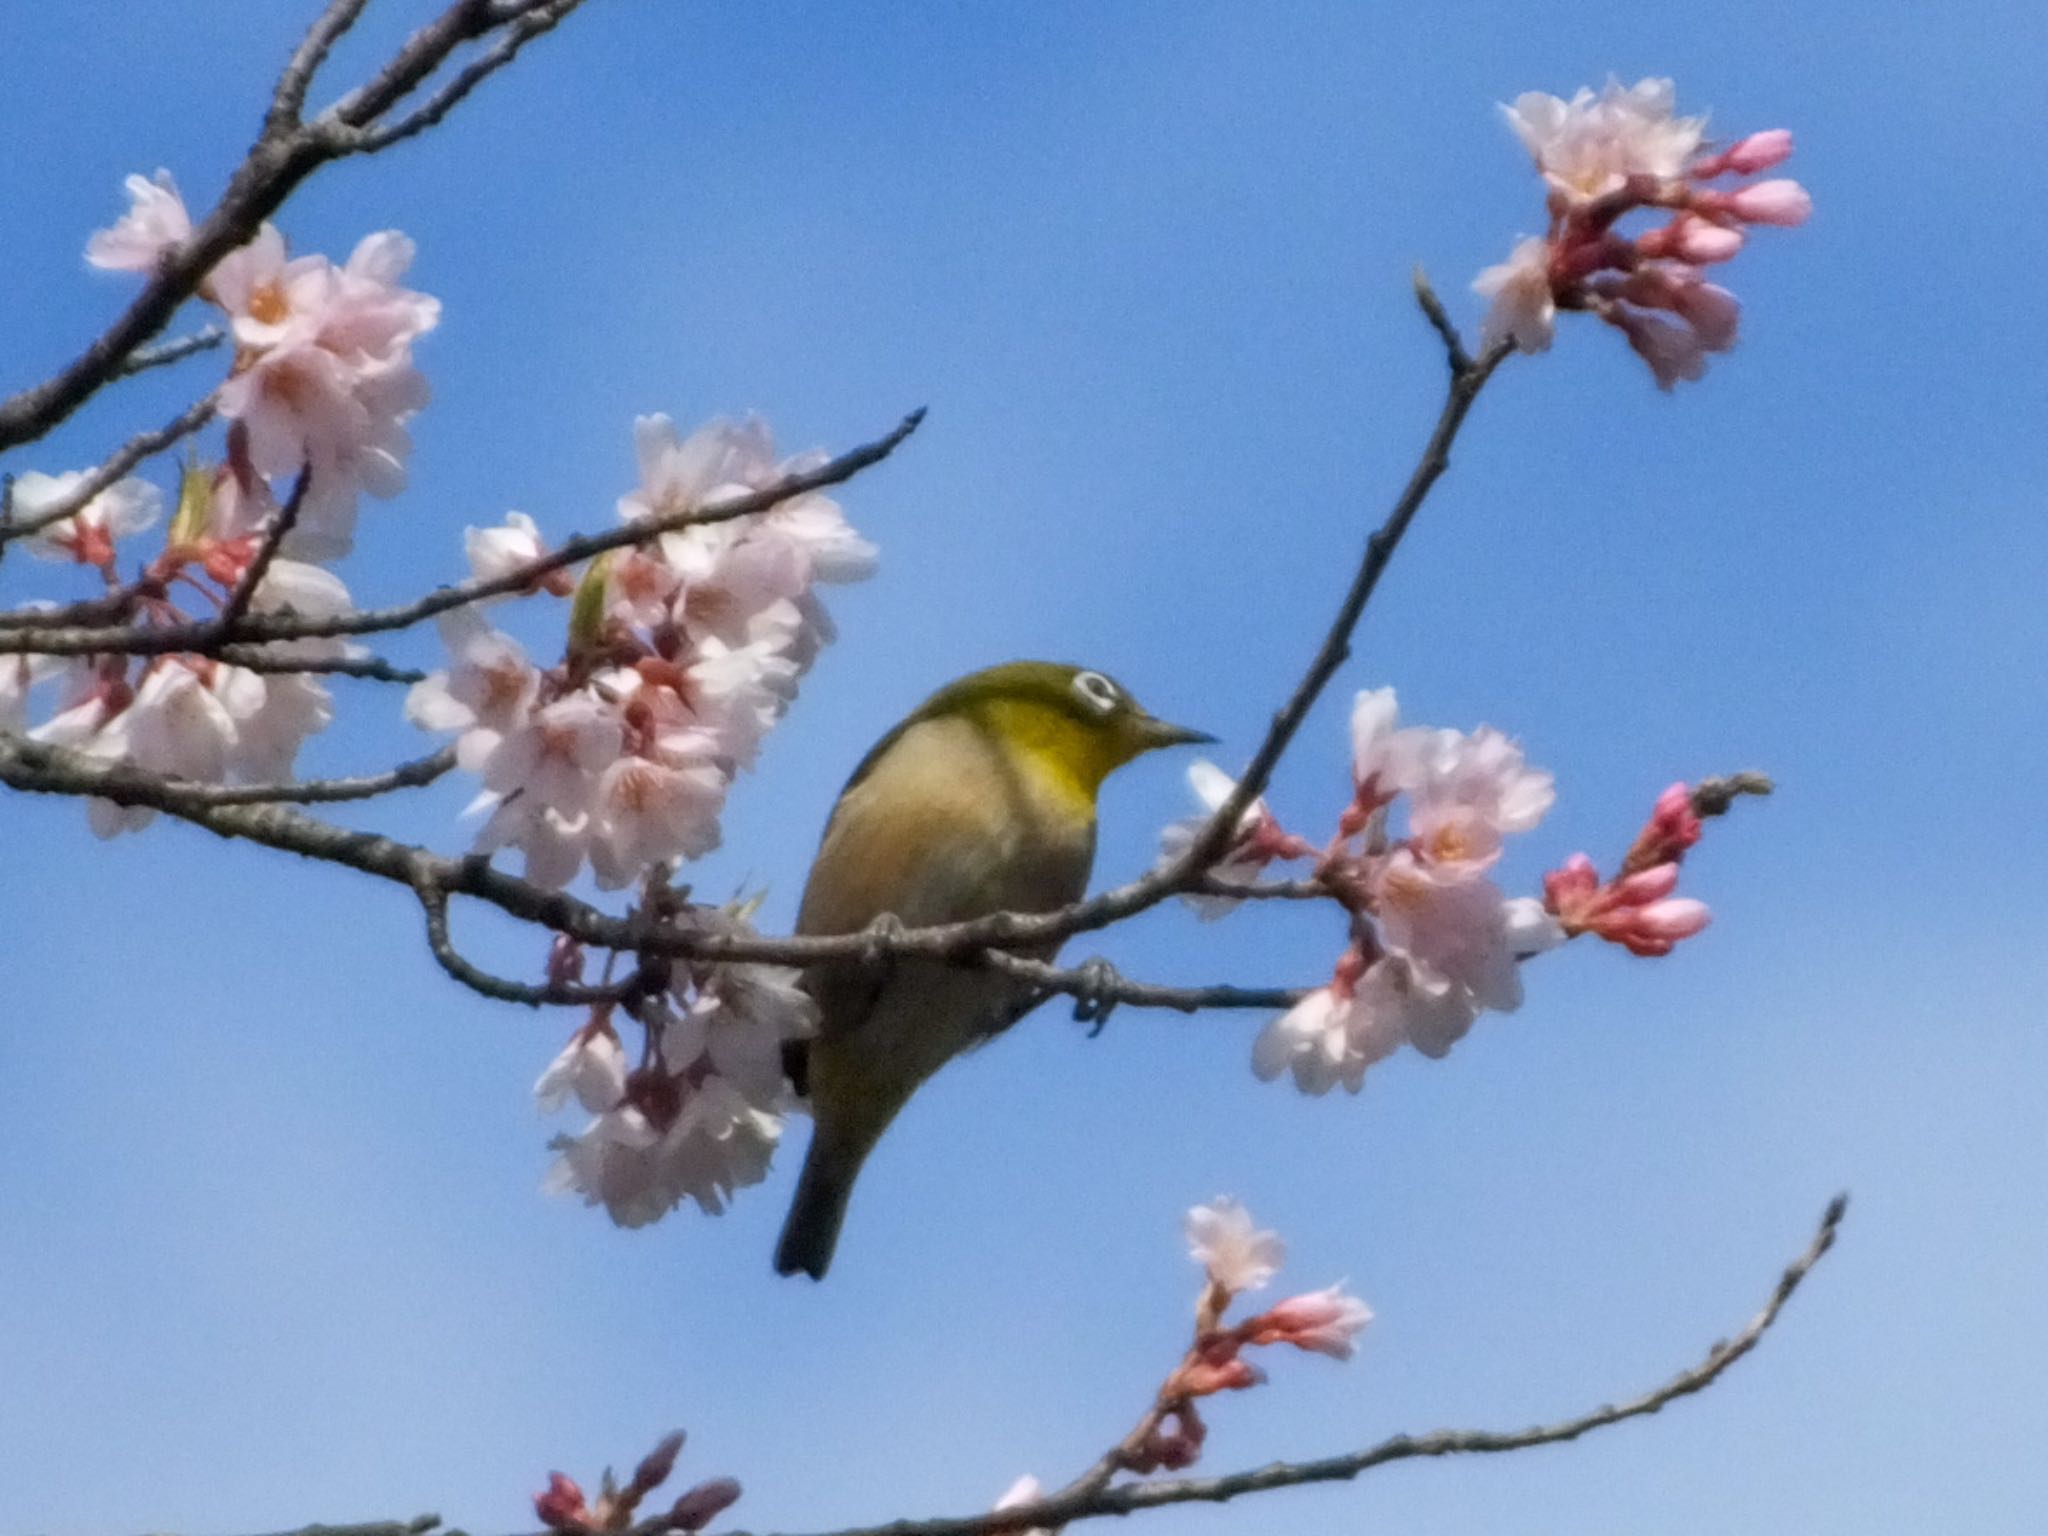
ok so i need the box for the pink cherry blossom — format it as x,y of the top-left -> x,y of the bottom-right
587,754 -> 728,888
1158,759 -> 1307,918
534,1025 -> 629,1115
11,471 -> 162,566
85,169 -> 191,272
1501,77 -> 1706,200
209,226 -> 439,555
1243,1283 -> 1375,1359
1252,958 -> 1406,1095
406,609 -> 540,766
466,511 -> 564,590
1185,1197 -> 1285,1294
1476,78 -> 1807,387
1473,236 -> 1557,354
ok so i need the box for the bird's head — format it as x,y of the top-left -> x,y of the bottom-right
922,660 -> 1214,796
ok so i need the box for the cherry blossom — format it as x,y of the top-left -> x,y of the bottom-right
541,909 -> 812,1227
534,1023 -> 629,1115
1475,77 -> 1809,387
1186,1197 -> 1285,1295
415,411 -> 875,896
465,510 -> 565,590
10,471 -> 162,566
1157,758 -> 1311,918
1242,1283 -> 1376,1359
208,226 -> 439,554
85,169 -> 191,272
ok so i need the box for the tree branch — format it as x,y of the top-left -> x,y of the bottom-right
414,884 -> 655,1007
0,409 -> 926,657
165,745 -> 458,806
0,394 -> 219,551
114,326 -> 227,379
179,1198 -> 1843,1536
0,0 -> 595,454
736,1196 -> 1847,1536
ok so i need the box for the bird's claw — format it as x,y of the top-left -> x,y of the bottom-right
859,912 -> 907,967
1071,955 -> 1124,1036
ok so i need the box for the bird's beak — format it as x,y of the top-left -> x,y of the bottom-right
1135,715 -> 1217,750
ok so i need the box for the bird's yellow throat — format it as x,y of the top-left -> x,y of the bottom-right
972,695 -> 1136,810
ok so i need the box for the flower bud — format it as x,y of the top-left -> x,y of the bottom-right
668,1476 -> 742,1531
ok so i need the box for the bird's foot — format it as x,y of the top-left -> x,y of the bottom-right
1070,955 -> 1124,1036
858,912 -> 907,967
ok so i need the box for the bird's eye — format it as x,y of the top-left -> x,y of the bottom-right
1072,670 -> 1120,714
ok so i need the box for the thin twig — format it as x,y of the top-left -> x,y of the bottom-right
0,394 -> 218,548
342,0 -> 589,153
270,0 -> 377,131
414,884 -> 653,1007
0,409 -> 926,658
163,746 -> 458,806
0,0 -> 592,453
214,467 -> 311,633
114,326 -> 227,378
216,649 -> 427,684
715,1197 -> 1847,1536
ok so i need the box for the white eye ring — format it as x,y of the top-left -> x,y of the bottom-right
1072,670 -> 1120,713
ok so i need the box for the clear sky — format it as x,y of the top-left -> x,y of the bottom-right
3,2 -> 2045,1534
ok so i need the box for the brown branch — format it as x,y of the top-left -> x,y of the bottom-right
269,0 -> 376,131
0,0 -> 594,454
114,326 -> 227,378
1162,277 -> 1511,886
0,394 -> 218,549
215,649 -> 427,684
0,410 -> 926,658
722,1196 -> 1847,1536
413,884 -> 654,1007
167,745 -> 458,806
189,1198 -> 1842,1536
340,0 -> 589,154
215,467 -> 312,632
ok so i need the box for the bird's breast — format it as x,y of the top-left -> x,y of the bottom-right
797,713 -> 1097,938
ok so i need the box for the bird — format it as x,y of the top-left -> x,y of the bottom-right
773,660 -> 1213,1279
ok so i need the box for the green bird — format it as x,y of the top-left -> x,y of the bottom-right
773,660 -> 1213,1279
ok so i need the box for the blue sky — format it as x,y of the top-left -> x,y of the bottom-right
3,2 -> 2045,1533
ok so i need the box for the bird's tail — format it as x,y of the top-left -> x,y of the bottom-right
774,1127 -> 871,1280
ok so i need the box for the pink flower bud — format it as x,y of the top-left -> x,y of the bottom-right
1543,853 -> 1601,919
629,1430 -> 686,1497
1695,129 -> 1795,177
535,1472 -> 590,1531
1244,1283 -> 1376,1359
668,1476 -> 742,1532
1176,1352 -> 1265,1396
1671,217 -> 1746,263
1718,178 -> 1812,227
1631,898 -> 1712,943
1611,861 -> 1681,905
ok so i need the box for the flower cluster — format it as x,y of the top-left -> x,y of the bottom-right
537,906 -> 815,1226
1472,78 -> 1809,387
89,170 -> 440,554
533,1430 -> 741,1535
1544,782 -> 1711,954
409,414 -> 873,891
1163,688 -> 1720,1095
989,1198 -> 1369,1513
11,464 -> 354,834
